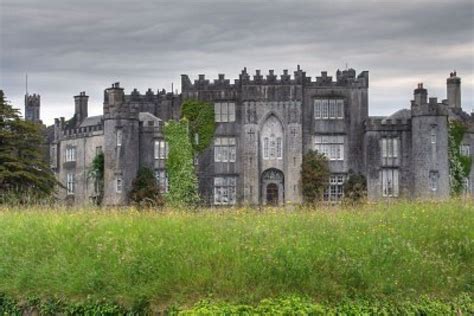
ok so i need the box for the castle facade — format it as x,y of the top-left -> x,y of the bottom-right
27,67 -> 473,205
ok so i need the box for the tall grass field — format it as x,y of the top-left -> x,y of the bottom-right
0,200 -> 473,314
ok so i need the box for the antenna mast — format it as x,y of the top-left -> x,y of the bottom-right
25,73 -> 28,96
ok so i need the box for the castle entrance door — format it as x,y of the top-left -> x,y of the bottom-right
266,183 -> 279,205
261,168 -> 284,205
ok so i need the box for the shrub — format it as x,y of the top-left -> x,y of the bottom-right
128,167 -> 163,208
344,169 -> 367,204
301,150 -> 330,203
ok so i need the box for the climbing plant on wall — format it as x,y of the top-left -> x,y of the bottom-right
87,152 -> 104,205
180,99 -> 215,154
164,119 -> 200,206
448,120 -> 472,195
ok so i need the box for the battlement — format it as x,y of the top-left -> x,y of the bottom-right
128,88 -> 177,102
365,117 -> 411,131
181,66 -> 368,91
62,124 -> 104,139
25,93 -> 40,105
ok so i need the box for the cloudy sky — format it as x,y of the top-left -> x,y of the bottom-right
1,0 -> 473,125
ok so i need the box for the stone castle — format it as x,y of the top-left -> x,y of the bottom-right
26,67 -> 473,205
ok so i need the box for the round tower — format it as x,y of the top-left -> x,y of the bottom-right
102,82 -> 140,205
411,83 -> 449,199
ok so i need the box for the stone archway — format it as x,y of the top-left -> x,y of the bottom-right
261,168 -> 284,205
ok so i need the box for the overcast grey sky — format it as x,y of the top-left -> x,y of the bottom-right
1,0 -> 473,125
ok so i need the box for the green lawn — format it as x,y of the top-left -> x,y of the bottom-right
0,200 -> 472,314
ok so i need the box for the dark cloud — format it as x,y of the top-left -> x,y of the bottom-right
1,0 -> 473,124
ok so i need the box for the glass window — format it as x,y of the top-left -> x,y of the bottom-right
314,99 -> 344,119
460,144 -> 470,156
382,169 -> 399,197
155,170 -> 169,193
66,173 -> 75,195
116,176 -> 122,193
429,171 -> 439,192
215,102 -> 236,122
263,137 -> 269,159
381,137 -> 399,166
431,126 -> 437,144
314,135 -> 344,161
65,146 -> 76,162
116,129 -> 122,147
214,137 -> 236,162
213,176 -> 237,205
324,174 -> 345,201
154,140 -> 168,160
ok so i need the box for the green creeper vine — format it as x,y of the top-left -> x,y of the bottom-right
164,119 -> 200,207
87,152 -> 104,205
180,99 -> 216,154
448,121 -> 472,195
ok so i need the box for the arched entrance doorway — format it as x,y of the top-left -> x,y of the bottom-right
261,168 -> 284,205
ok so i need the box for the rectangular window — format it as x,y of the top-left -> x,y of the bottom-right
50,146 -> 57,167
314,99 -> 344,119
324,174 -> 345,201
263,137 -> 269,159
381,137 -> 399,166
116,176 -> 122,193
213,176 -> 237,205
431,126 -> 437,144
116,129 -> 122,147
95,146 -> 102,155
65,146 -> 76,162
314,135 -> 344,161
66,173 -> 75,195
276,137 -> 282,159
215,102 -> 236,122
429,170 -> 439,192
154,139 -> 168,160
382,169 -> 399,197
155,170 -> 169,193
460,144 -> 470,156
214,137 -> 236,162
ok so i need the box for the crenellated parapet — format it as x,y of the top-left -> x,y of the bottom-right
181,66 -> 368,91
365,117 -> 411,131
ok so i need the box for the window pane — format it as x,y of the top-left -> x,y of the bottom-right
314,100 -> 321,119
321,100 -> 328,118
228,103 -> 235,122
276,137 -> 282,158
221,103 -> 228,122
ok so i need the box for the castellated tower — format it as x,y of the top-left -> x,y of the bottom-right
25,93 -> 41,123
102,82 -> 140,205
74,91 -> 89,126
447,71 -> 461,109
411,83 -> 450,199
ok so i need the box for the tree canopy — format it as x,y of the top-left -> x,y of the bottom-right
301,150 -> 330,204
0,90 -> 58,202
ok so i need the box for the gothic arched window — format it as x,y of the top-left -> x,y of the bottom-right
261,115 -> 283,160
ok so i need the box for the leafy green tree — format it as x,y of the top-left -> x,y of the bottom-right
300,150 -> 330,203
128,167 -> 163,208
87,152 -> 104,205
164,119 -> 199,207
180,99 -> 215,154
448,121 -> 472,195
343,169 -> 367,204
0,90 -> 58,202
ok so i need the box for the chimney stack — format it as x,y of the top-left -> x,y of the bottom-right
447,71 -> 461,109
414,83 -> 427,106
74,91 -> 88,126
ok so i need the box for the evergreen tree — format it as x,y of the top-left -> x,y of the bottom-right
0,90 -> 57,202
301,150 -> 330,204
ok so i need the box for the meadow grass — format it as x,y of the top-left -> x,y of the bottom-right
0,200 -> 472,310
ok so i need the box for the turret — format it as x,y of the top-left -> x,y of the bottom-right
447,71 -> 461,109
413,83 -> 427,106
410,83 -> 449,199
25,93 -> 40,123
74,91 -> 88,126
102,82 -> 139,205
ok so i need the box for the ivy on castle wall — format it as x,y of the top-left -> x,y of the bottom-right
164,119 -> 200,207
448,121 -> 472,195
180,99 -> 216,154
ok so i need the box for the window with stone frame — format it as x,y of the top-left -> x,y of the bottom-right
261,115 -> 283,160
324,174 -> 345,201
65,146 -> 76,162
314,99 -> 344,120
50,145 -> 57,168
314,135 -> 344,161
382,168 -> 399,197
213,176 -> 237,205
429,170 -> 439,192
116,175 -> 122,193
155,169 -> 169,193
214,102 -> 236,122
66,173 -> 75,195
381,137 -> 399,166
116,129 -> 122,147
154,139 -> 168,160
214,137 -> 236,162
460,144 -> 470,156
